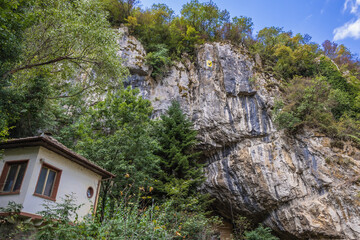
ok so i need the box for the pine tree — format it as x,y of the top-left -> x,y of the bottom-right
155,100 -> 203,200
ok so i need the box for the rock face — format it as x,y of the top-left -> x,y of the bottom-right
118,28 -> 360,239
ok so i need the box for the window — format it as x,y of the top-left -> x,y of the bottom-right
87,187 -> 94,198
34,163 -> 61,201
0,160 -> 28,195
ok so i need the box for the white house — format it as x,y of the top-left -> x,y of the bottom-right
0,134 -> 114,220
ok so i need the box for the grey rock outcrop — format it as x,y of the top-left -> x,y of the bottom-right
119,28 -> 360,239
118,27 -> 149,76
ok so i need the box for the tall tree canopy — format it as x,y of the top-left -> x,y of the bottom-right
154,101 -> 204,204
74,88 -> 159,205
0,0 -> 127,139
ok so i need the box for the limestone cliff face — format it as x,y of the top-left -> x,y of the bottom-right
118,28 -> 360,239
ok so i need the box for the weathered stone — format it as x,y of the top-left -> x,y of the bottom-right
119,27 -> 360,240
117,27 -> 149,76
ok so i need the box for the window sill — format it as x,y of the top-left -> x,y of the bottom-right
33,193 -> 56,201
0,191 -> 20,196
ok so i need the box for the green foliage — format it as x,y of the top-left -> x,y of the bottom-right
233,215 -> 251,240
0,0 -> 33,76
252,27 -> 319,80
146,44 -> 171,78
232,217 -> 279,240
0,0 -> 33,139
273,75 -> 360,141
11,0 -> 126,89
154,101 -> 203,199
251,25 -> 359,142
322,40 -> 360,76
36,194 -> 83,240
0,201 -> 35,239
0,0 -> 127,139
120,0 -> 253,63
92,198 -> 217,240
223,16 -> 253,45
7,75 -> 55,137
274,111 -> 302,131
181,0 -> 230,41
244,225 -> 279,240
74,88 -> 159,202
132,4 -> 174,52
274,77 -> 333,132
178,25 -> 204,57
0,114 -> 9,140
100,0 -> 140,26
15,193 -> 217,239
0,201 -> 23,215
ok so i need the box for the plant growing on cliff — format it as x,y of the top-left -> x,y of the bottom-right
146,44 -> 172,79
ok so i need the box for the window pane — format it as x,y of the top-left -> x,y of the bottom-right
35,167 -> 48,194
44,170 -> 56,197
3,165 -> 18,192
13,163 -> 27,191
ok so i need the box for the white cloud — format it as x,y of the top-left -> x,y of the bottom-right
344,0 -> 360,13
333,18 -> 360,40
333,0 -> 360,40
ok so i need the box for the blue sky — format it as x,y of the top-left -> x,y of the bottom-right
140,0 -> 360,56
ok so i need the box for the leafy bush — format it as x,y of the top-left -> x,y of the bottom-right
273,77 -> 331,131
33,193 -> 217,239
244,225 -> 279,240
0,201 -> 35,239
146,44 -> 171,79
36,194 -> 83,240
233,215 -> 251,240
273,69 -> 360,142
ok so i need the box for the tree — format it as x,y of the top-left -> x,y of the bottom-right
223,16 -> 253,44
73,88 -> 160,217
6,0 -> 125,89
100,0 -> 140,26
133,3 -> 174,53
181,0 -> 229,41
322,40 -> 338,59
154,101 -> 203,201
0,0 -> 33,77
0,0 -> 35,139
0,0 -> 127,138
145,44 -> 171,79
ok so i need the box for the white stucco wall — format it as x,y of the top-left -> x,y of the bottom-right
0,146 -> 102,220
0,147 -> 39,209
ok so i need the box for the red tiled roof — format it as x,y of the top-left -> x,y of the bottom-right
0,135 -> 115,179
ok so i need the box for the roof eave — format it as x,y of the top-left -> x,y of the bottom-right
0,137 -> 115,179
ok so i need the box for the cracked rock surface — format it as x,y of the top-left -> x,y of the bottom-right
119,28 -> 360,239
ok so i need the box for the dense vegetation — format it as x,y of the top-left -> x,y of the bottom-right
1,0 -> 359,239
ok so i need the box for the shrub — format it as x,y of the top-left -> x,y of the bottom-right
21,192 -> 218,239
244,225 -> 279,240
146,44 -> 171,79
0,201 -> 35,239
